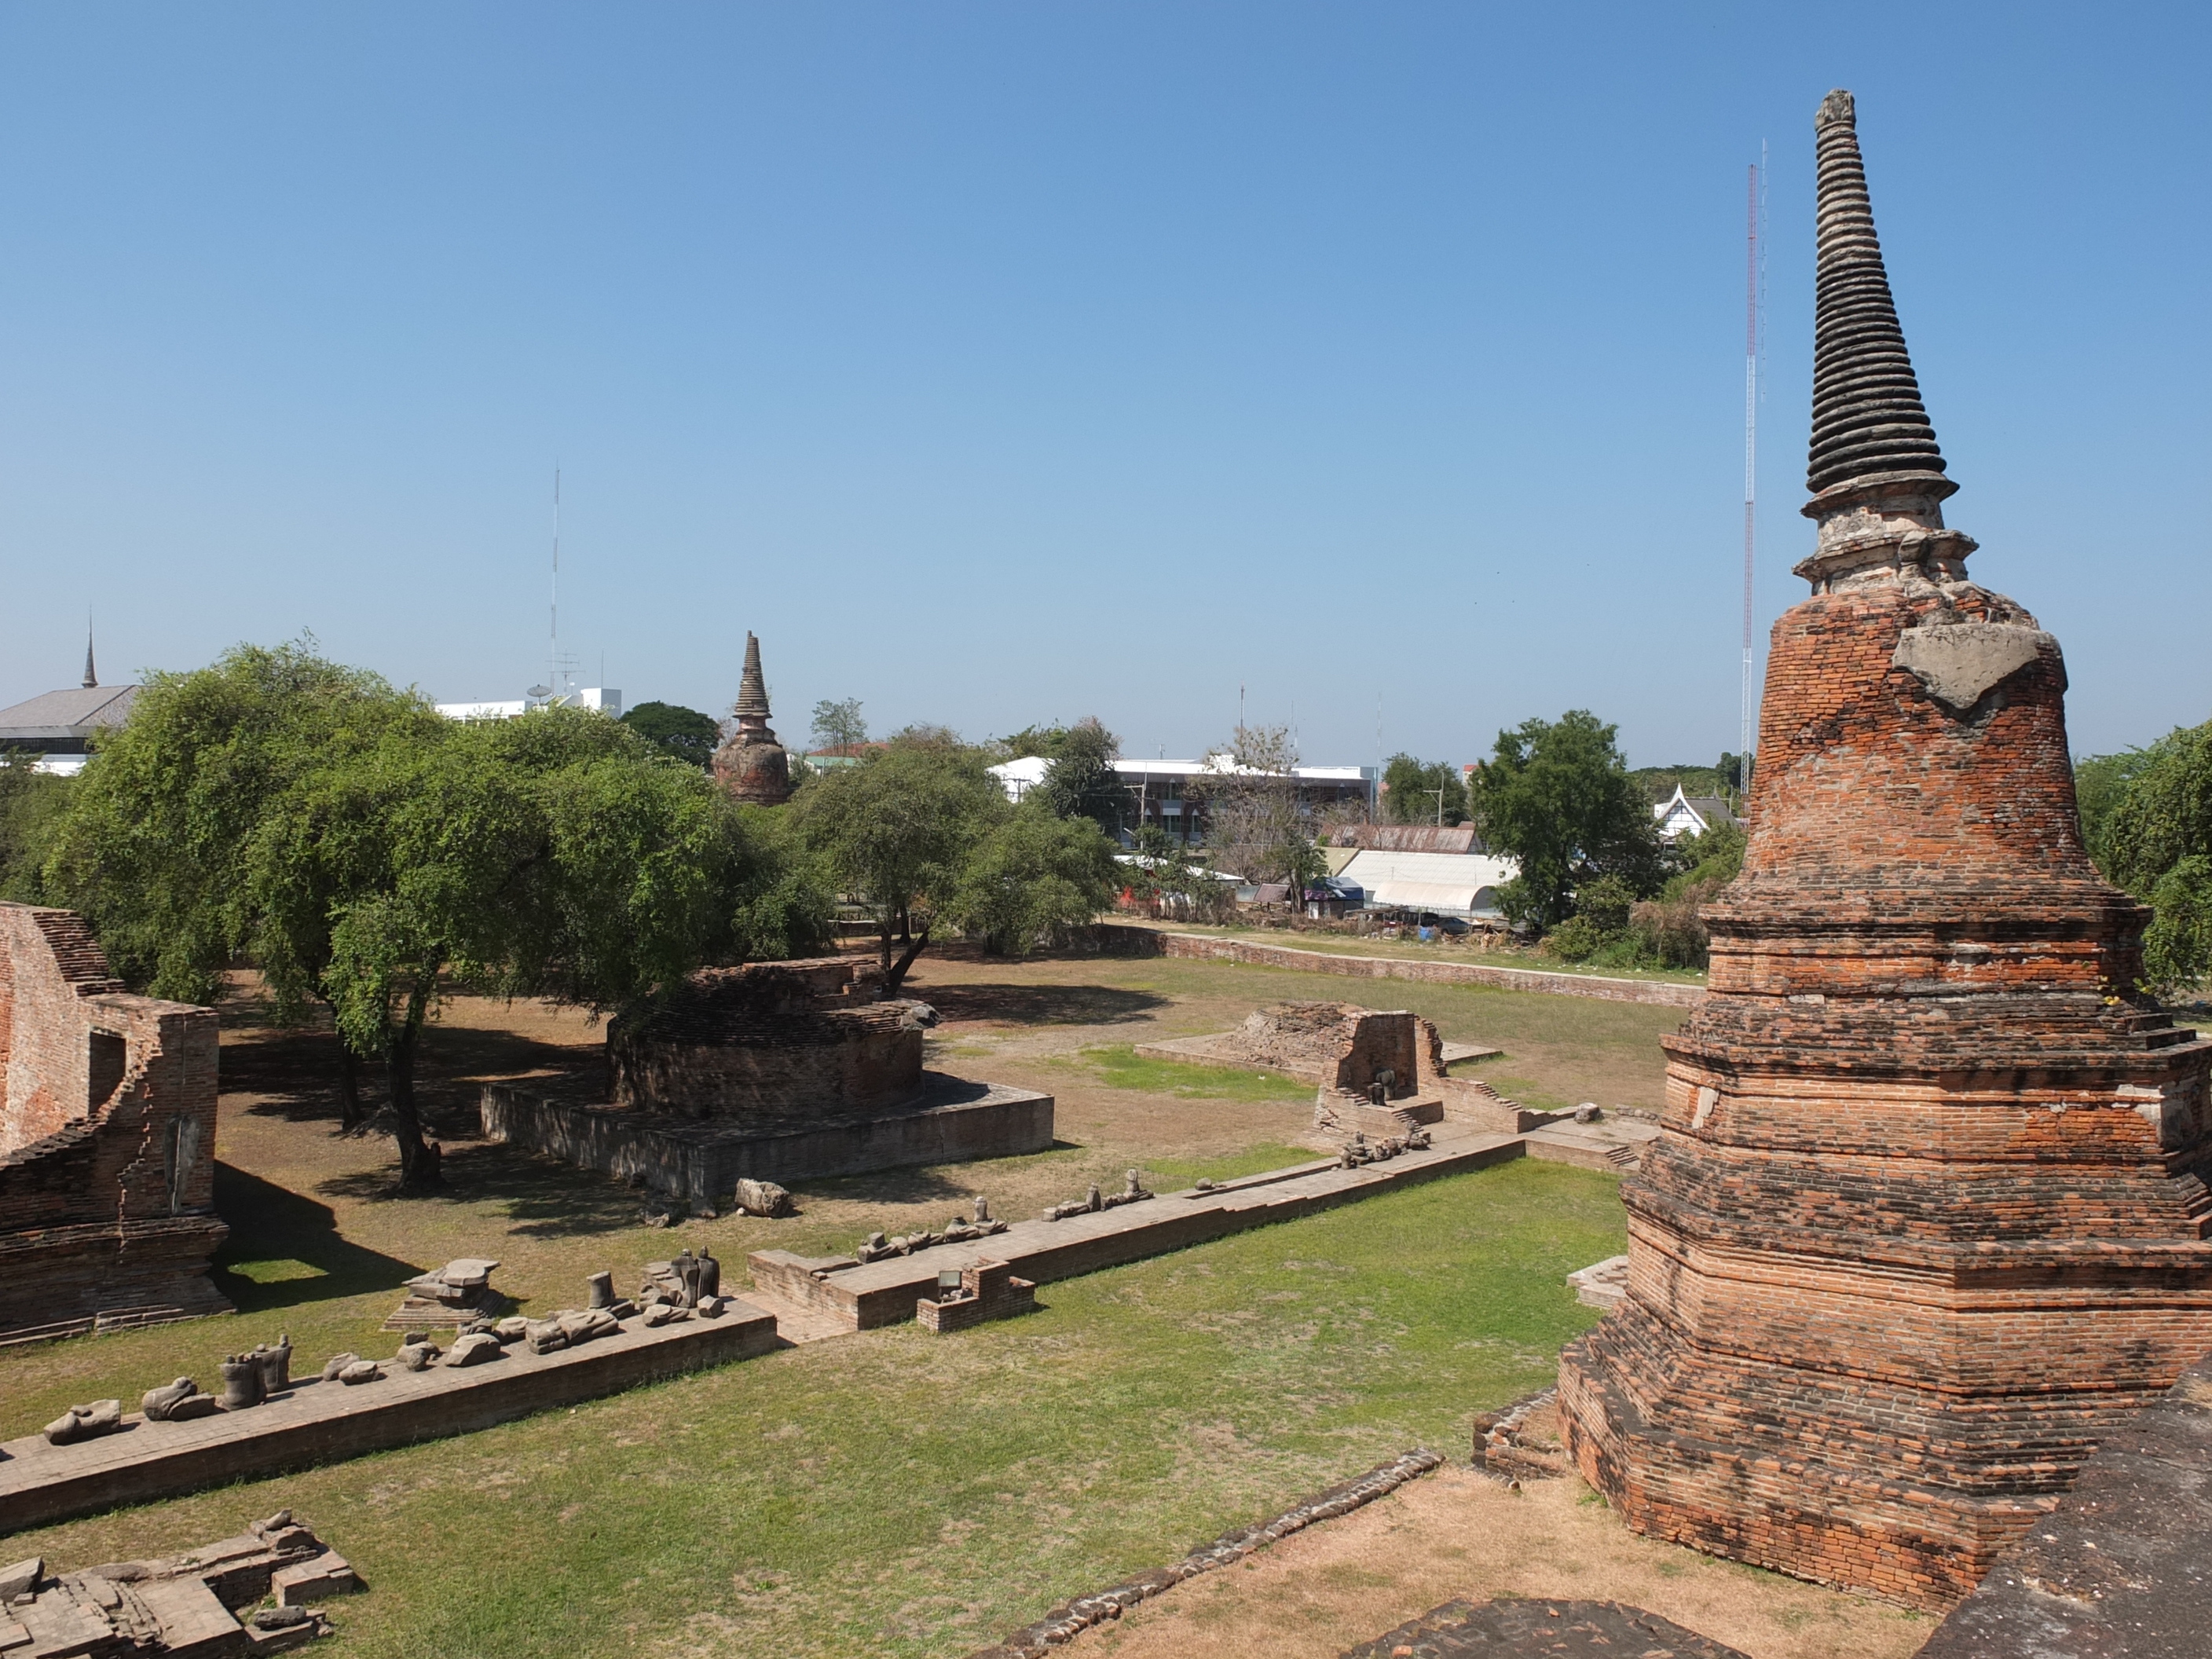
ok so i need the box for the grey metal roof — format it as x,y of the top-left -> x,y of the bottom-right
0,685 -> 139,742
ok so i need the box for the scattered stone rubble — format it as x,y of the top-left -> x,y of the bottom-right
856,1195 -> 1010,1262
1335,1127 -> 1430,1168
0,1509 -> 357,1657
964,1450 -> 1442,1659
383,1258 -> 503,1330
1042,1169 -> 1153,1222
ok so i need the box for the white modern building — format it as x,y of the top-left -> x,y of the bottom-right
435,687 -> 624,723
989,755 -> 1377,839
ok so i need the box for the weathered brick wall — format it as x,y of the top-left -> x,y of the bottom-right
0,903 -> 227,1345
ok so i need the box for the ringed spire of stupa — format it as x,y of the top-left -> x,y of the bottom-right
734,632 -> 771,723
1807,89 -> 1950,501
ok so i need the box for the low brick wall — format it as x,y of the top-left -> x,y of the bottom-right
752,1130 -> 1528,1331
0,1302 -> 778,1534
1130,929 -> 1706,1008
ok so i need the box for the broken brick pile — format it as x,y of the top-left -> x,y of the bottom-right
1557,89 -> 2212,1611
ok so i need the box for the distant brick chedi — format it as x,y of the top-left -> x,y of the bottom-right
1557,90 -> 2212,1610
712,631 -> 793,805
0,903 -> 228,1346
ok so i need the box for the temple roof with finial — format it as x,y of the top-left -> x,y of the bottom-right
734,632 -> 771,720
82,628 -> 97,690
1807,90 -> 1950,500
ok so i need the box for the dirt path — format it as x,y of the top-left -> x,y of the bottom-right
1068,1461 -> 1933,1659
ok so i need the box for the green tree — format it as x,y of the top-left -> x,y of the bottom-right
51,644 -> 769,1188
950,805 -> 1120,956
2092,721 -> 2212,991
1036,716 -> 1124,837
620,701 -> 721,768
0,756 -> 70,903
726,804 -> 837,961
791,731 -> 1009,990
1470,710 -> 1664,931
810,698 -> 868,756
307,707 -> 750,1187
1382,753 -> 1469,825
46,642 -> 438,1128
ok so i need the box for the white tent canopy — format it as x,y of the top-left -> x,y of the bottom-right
1336,850 -> 1517,917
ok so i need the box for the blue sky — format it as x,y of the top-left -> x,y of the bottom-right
2,3 -> 2204,768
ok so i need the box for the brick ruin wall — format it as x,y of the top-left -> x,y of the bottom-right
606,959 -> 923,1120
0,903 -> 228,1345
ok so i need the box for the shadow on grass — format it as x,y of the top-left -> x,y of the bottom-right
312,1140 -> 644,1240
211,1163 -> 424,1313
920,983 -> 1168,1027
793,1141 -> 1089,1208
225,1016 -> 606,1142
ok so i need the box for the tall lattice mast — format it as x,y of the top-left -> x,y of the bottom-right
1740,151 -> 1764,797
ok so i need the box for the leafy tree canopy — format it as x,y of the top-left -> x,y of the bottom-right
620,700 -> 721,768
791,731 -> 1009,988
948,804 -> 1121,957
1470,709 -> 1665,930
0,756 -> 71,904
2086,721 -> 2212,991
1381,753 -> 1469,826
47,643 -> 791,1187
1035,716 -> 1123,837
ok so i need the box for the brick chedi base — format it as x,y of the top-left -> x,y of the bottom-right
1557,90 -> 2212,1612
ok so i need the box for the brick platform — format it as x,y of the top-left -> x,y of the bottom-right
0,1300 -> 777,1534
482,1073 -> 1054,1206
1556,90 -> 2212,1612
751,1126 -> 1526,1331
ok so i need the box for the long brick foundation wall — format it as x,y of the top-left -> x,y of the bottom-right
1107,928 -> 1705,1008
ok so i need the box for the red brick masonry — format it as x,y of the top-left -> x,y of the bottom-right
1557,573 -> 2212,1610
0,903 -> 228,1346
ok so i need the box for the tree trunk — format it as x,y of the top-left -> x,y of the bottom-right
884,923 -> 931,993
336,1040 -> 364,1133
387,978 -> 442,1191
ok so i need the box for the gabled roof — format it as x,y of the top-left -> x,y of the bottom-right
0,684 -> 138,741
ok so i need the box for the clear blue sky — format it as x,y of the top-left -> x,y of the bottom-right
3,3 -> 2204,768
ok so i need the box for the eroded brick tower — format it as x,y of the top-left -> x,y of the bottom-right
1556,90 -> 2212,1610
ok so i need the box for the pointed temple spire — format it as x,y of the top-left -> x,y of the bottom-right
1807,89 -> 1950,500
82,624 -> 97,690
734,632 -> 771,721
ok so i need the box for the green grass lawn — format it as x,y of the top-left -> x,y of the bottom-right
1067,1042 -> 1317,1104
8,1158 -> 1624,1659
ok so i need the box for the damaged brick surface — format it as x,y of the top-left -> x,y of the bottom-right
0,903 -> 227,1347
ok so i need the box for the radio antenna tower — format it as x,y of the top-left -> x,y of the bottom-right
1739,149 -> 1765,799
550,467 -> 561,696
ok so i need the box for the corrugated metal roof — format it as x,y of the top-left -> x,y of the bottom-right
1331,823 -> 1483,854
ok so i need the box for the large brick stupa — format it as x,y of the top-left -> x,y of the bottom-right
712,632 -> 793,805
1556,90 -> 2212,1610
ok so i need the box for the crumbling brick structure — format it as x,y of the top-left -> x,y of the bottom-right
1557,90 -> 2212,1611
710,632 -> 793,805
0,903 -> 227,1346
607,956 -> 924,1118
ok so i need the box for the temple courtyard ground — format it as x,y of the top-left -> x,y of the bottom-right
0,950 -> 1931,1657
